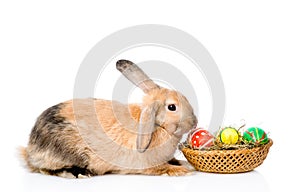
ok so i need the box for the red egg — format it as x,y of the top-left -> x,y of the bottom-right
190,128 -> 214,148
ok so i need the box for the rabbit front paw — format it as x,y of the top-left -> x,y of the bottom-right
144,163 -> 193,176
163,165 -> 192,176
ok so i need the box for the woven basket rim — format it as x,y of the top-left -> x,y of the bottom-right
181,139 -> 273,154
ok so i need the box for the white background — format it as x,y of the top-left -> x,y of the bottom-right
1,1 -> 299,192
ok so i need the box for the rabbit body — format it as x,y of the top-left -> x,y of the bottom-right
21,88 -> 197,178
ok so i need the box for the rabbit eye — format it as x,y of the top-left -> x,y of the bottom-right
167,104 -> 177,111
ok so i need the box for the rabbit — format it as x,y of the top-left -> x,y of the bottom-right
20,60 -> 198,178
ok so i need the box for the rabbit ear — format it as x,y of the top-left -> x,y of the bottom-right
116,60 -> 160,93
136,102 -> 159,153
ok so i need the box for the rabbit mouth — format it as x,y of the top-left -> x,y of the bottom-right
173,121 -> 197,138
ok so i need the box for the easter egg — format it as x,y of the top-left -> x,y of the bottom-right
219,127 -> 239,144
190,129 -> 214,148
243,127 -> 268,144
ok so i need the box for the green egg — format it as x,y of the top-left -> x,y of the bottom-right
243,127 -> 268,144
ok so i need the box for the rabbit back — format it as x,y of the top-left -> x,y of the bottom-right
21,98 -> 142,177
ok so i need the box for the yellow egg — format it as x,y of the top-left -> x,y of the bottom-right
220,127 -> 239,144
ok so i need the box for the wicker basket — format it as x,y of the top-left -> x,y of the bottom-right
181,139 -> 273,173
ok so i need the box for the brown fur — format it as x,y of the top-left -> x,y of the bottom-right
21,89 -> 196,178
